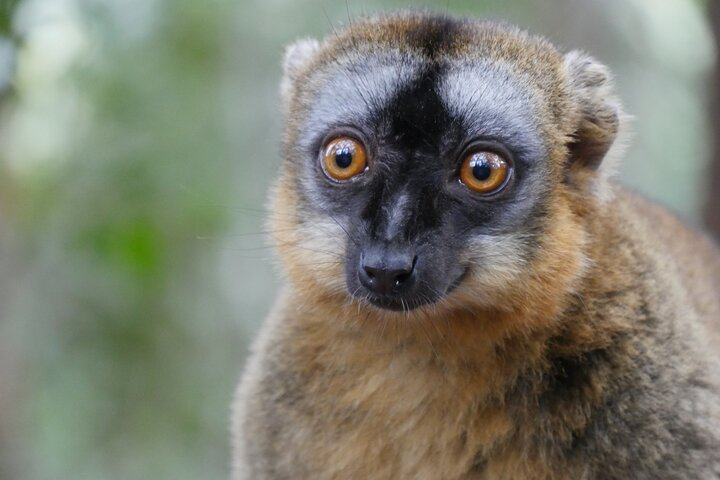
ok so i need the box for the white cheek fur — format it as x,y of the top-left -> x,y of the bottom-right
291,217 -> 348,294
461,232 -> 530,287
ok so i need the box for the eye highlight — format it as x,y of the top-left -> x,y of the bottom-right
321,137 -> 367,181
459,151 -> 510,194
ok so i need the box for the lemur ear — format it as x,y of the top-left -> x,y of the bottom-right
563,51 -> 622,171
280,38 -> 321,102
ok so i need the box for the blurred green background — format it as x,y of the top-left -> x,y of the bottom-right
0,0 -> 716,479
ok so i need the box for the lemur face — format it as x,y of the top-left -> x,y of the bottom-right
274,15 -> 619,314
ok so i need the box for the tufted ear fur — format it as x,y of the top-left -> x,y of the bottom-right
563,51 -> 632,202
280,38 -> 321,103
564,51 -> 623,171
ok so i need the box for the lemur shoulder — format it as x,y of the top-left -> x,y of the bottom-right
233,12 -> 720,480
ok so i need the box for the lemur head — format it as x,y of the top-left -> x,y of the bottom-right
272,12 -> 623,317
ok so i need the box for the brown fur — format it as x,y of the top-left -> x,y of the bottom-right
233,12 -> 720,480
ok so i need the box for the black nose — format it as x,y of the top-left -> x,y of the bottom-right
358,249 -> 417,296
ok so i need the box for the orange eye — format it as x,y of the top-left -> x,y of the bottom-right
459,151 -> 510,194
321,137 -> 367,181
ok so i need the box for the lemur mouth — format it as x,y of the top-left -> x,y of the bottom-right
366,295 -> 424,312
362,268 -> 468,312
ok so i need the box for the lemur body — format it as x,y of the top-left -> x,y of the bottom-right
233,13 -> 720,479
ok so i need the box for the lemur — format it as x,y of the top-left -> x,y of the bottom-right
232,12 -> 720,480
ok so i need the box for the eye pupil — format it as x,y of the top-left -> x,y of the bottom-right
335,149 -> 353,169
472,162 -> 492,181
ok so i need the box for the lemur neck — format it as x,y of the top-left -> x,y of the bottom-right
288,288 -> 601,406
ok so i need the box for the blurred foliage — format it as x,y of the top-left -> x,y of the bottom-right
0,0 -> 20,36
0,0 -> 715,479
3,0 -> 250,479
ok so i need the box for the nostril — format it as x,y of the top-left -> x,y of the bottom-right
393,255 -> 417,286
363,264 -> 381,282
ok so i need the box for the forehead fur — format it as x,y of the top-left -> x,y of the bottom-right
326,13 -> 558,60
313,14 -> 568,116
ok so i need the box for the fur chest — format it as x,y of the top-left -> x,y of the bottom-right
274,316 -> 569,480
